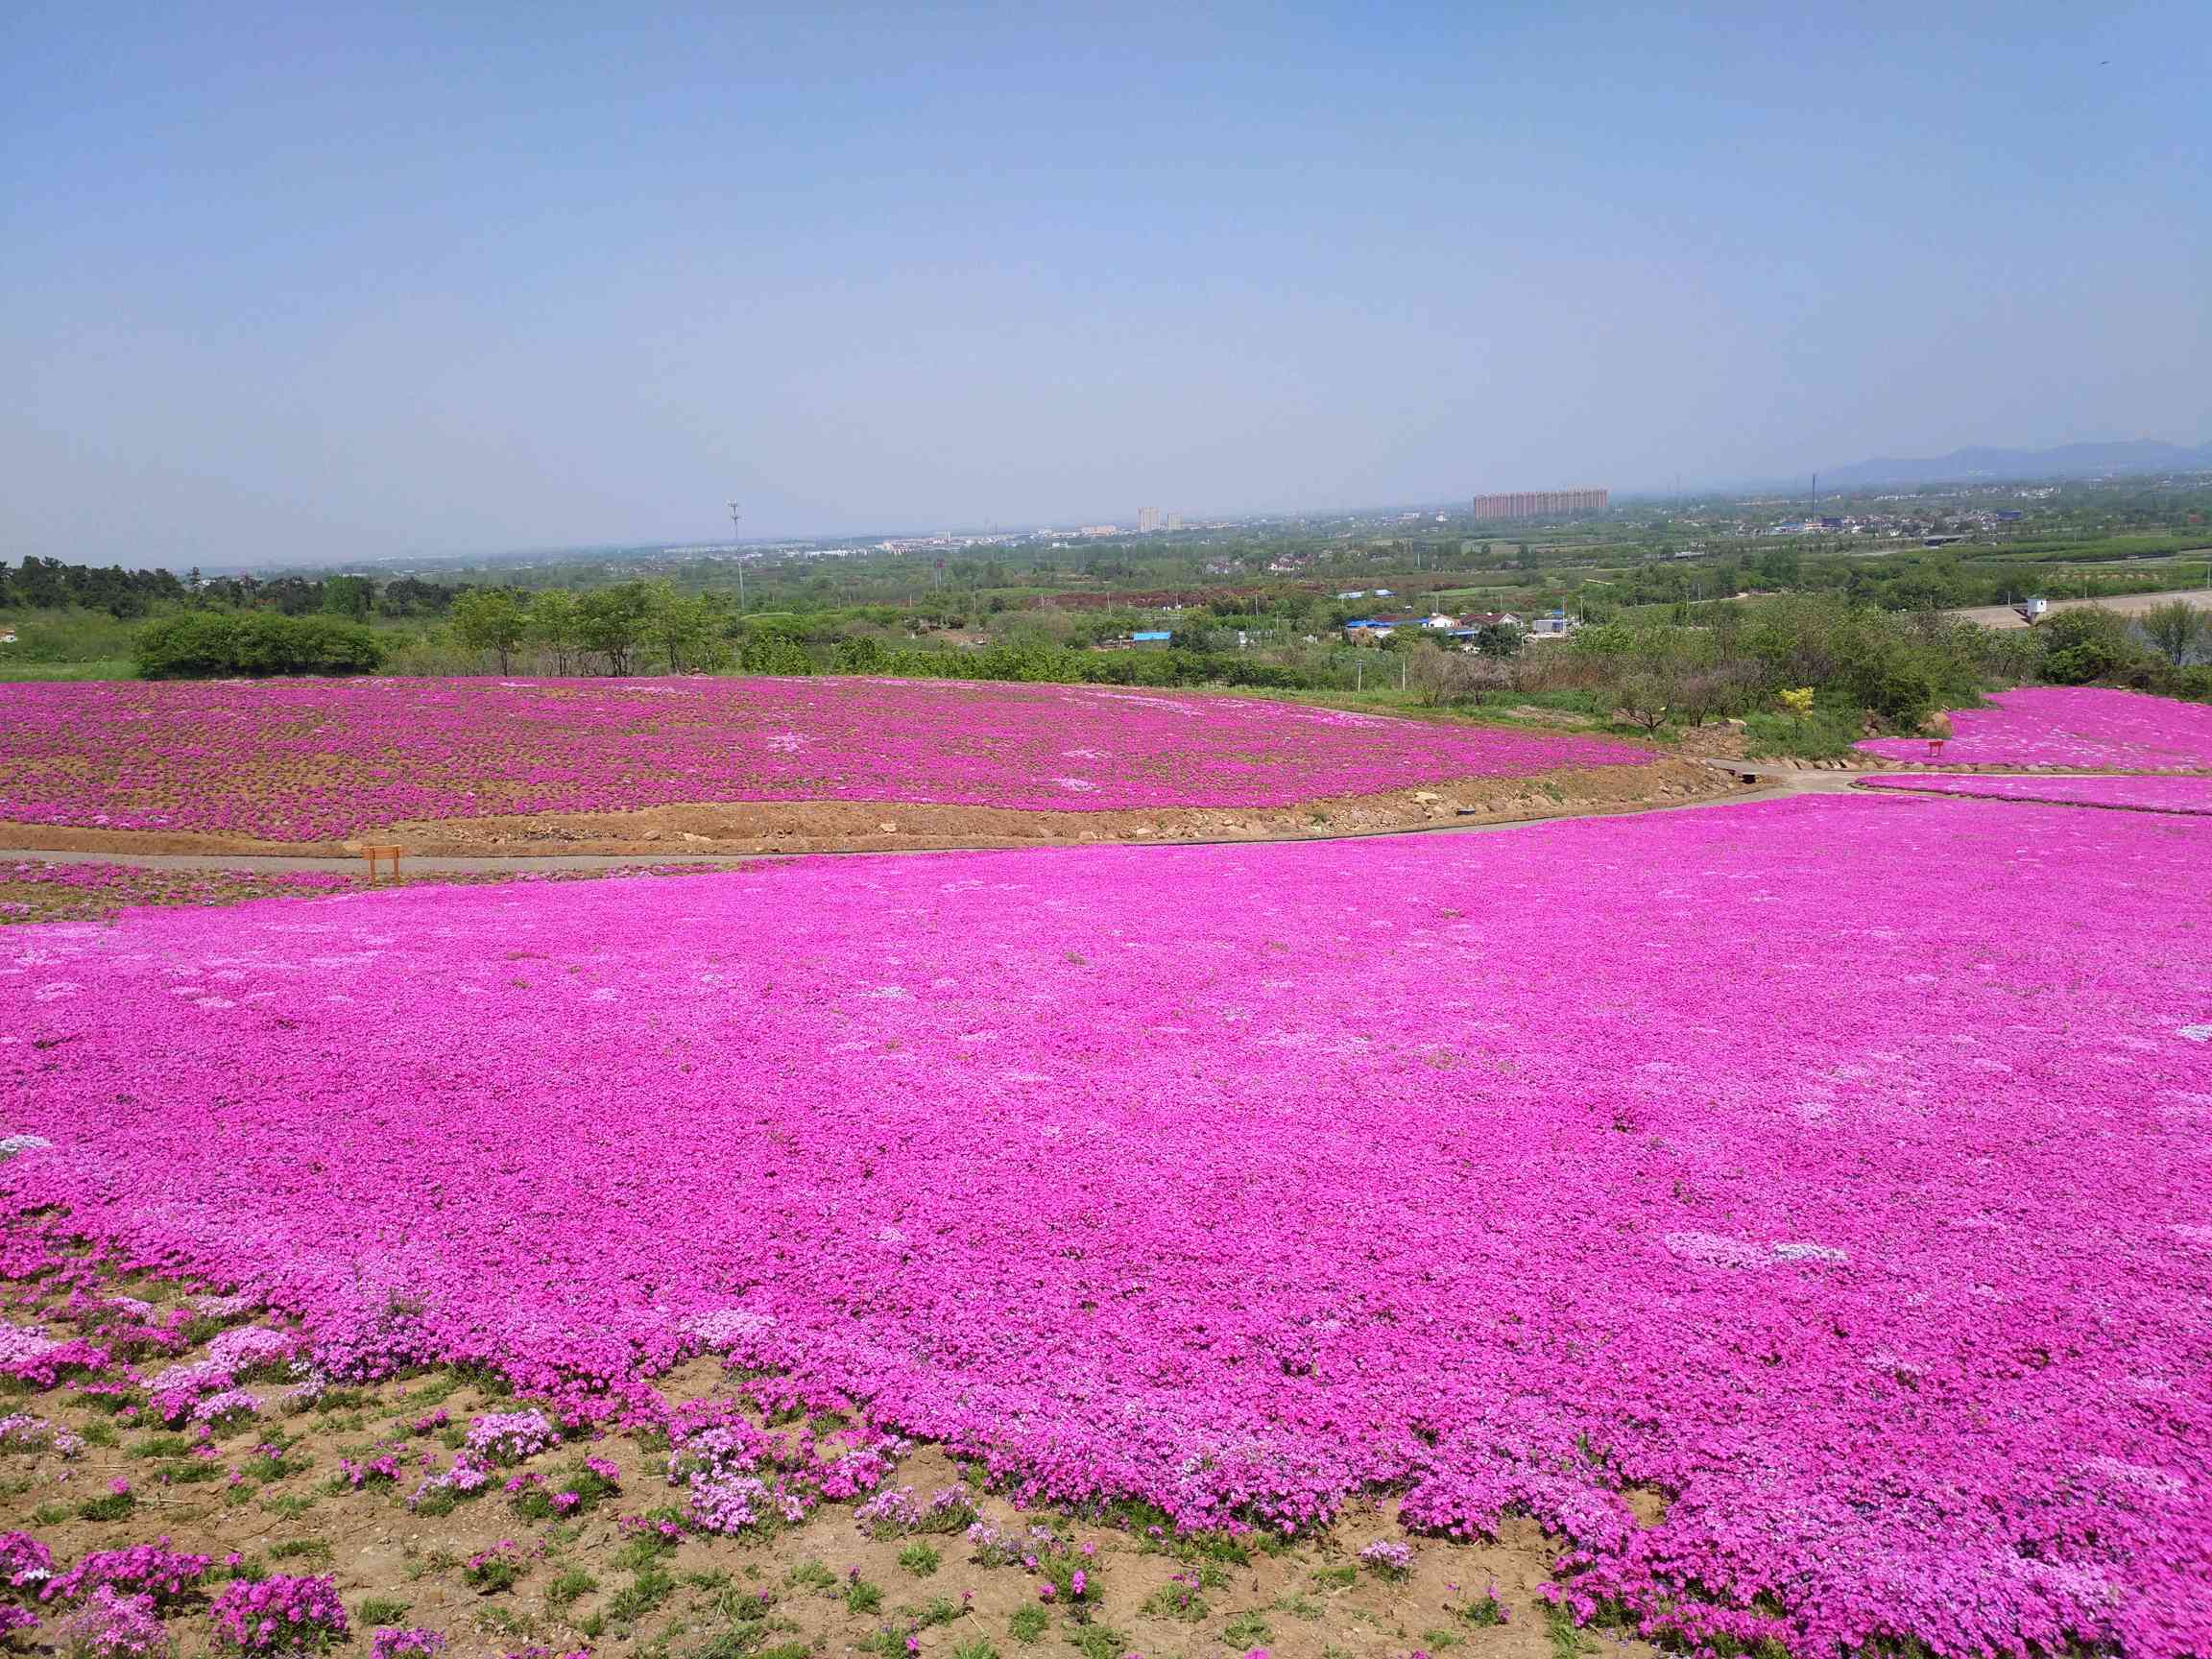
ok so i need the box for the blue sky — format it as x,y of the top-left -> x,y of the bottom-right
4,1 -> 2206,565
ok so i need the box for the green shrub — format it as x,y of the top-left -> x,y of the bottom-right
2033,608 -> 2147,686
2168,664 -> 2212,703
134,611 -> 387,679
1742,708 -> 1861,760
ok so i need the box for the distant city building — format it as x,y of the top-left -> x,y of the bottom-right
1137,506 -> 1162,533
1076,524 -> 1120,537
1166,513 -> 1184,531
1471,489 -> 1608,520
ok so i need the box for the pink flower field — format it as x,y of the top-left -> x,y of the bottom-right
1860,773 -> 2212,814
0,678 -> 1653,840
4,795 -> 2209,1656
1856,685 -> 2212,769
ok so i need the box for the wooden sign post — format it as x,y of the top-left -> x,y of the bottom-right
363,845 -> 403,880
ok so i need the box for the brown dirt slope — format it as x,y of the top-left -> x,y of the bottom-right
0,758 -> 1736,859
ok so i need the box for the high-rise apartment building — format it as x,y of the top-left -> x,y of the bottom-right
1137,506 -> 1162,533
1470,489 -> 1608,520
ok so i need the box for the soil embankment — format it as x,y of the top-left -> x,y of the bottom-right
0,757 -> 1734,858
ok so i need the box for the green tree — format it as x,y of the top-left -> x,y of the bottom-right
644,583 -> 733,674
321,574 -> 375,621
1568,621 -> 1634,658
450,589 -> 529,674
2138,600 -> 2211,667
523,589 -> 587,675
832,636 -> 891,673
1470,621 -> 1525,659
577,584 -> 653,675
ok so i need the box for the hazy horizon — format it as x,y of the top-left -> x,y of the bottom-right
6,1 -> 2207,568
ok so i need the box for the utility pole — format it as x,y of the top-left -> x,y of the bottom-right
727,501 -> 746,612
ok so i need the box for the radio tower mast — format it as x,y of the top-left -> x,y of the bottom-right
727,501 -> 746,612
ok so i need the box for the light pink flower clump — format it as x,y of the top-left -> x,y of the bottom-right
0,677 -> 1652,840
1857,685 -> 2212,768
3,794 -> 2210,1658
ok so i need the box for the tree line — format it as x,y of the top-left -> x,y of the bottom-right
1,557 -> 469,621
1399,592 -> 2212,757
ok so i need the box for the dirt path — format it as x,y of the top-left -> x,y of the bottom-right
0,757 -> 1741,862
1945,585 -> 2212,630
6,771 -> 1796,873
12,763 -> 2189,879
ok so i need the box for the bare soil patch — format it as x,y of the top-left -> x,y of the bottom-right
0,1275 -> 1647,1659
0,760 -> 1736,859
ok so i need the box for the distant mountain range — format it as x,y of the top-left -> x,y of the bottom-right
1814,438 -> 2212,491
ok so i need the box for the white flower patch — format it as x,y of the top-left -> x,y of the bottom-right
1668,1235 -> 1849,1269
1665,1234 -> 1771,1269
2084,1455 -> 2188,1498
1773,1241 -> 1849,1263
685,1309 -> 776,1349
